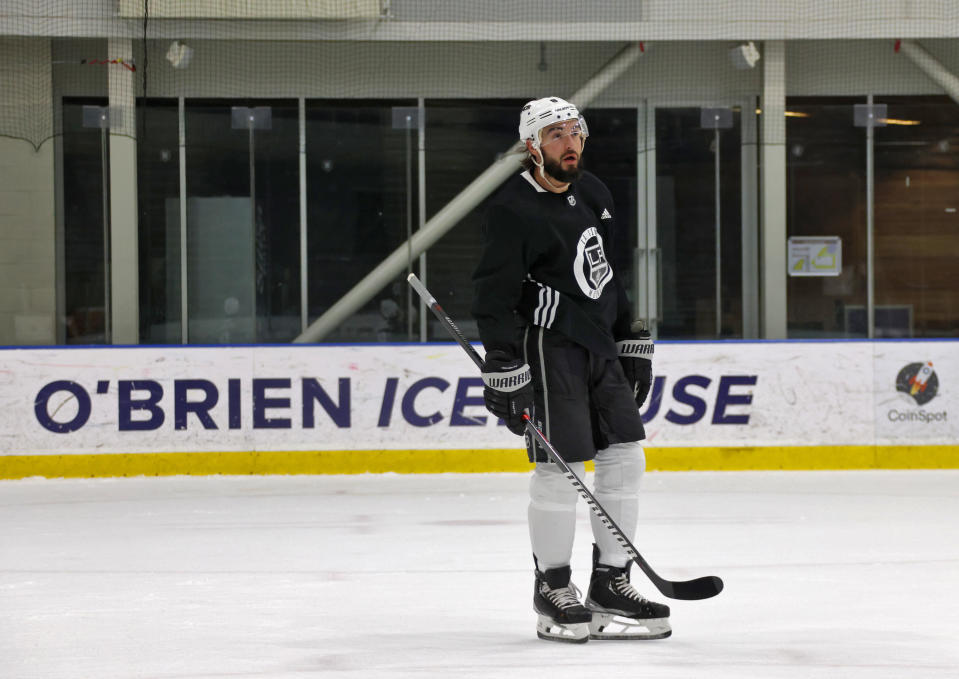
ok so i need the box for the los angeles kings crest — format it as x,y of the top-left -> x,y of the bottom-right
573,227 -> 612,299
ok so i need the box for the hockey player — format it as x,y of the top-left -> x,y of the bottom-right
472,97 -> 670,643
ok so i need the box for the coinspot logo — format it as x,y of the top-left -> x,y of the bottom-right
895,361 -> 938,406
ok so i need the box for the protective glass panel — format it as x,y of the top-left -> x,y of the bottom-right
137,98 -> 181,344
656,108 -> 743,339
184,99 -> 300,344
61,97 -> 109,344
786,99 -> 867,339
5,6 -> 959,346
875,96 -> 959,339
423,100 -> 523,341
305,100 -> 419,342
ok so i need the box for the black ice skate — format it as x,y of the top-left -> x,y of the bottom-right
533,560 -> 592,643
585,544 -> 671,640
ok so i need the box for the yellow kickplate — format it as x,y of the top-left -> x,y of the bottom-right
1,445 -> 957,479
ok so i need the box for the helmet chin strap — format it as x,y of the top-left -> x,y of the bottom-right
530,146 -> 568,192
528,134 -> 586,192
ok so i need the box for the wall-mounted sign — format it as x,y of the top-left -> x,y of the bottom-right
788,236 -> 842,276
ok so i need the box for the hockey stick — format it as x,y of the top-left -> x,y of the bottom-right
407,273 -> 723,601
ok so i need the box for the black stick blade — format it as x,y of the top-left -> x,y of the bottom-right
656,574 -> 724,601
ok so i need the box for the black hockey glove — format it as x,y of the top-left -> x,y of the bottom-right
617,321 -> 654,409
481,350 -> 534,436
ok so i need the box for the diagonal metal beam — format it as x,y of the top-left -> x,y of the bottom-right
295,41 -> 646,343
898,40 -> 959,105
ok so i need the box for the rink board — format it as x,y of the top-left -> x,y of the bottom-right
0,341 -> 956,477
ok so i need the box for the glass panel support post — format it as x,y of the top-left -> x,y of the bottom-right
715,129 -> 721,337
54,127 -> 66,343
81,105 -> 112,343
299,98 -> 308,335
231,106 -> 272,340
854,99 -> 886,339
101,123 -> 111,343
392,105 -> 421,342
178,97 -> 188,343
635,102 -> 648,329
740,96 -> 760,338
701,108 -> 733,337
417,98 -> 427,342
638,101 -> 660,336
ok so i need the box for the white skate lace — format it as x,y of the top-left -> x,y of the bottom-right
545,582 -> 584,610
612,574 -> 647,603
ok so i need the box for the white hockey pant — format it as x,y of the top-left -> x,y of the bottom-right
528,441 -> 645,570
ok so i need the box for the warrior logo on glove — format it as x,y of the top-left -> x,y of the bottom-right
481,350 -> 535,436
484,368 -> 532,392
617,321 -> 654,409
618,339 -> 653,357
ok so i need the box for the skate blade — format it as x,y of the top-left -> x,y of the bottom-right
536,615 -> 589,644
588,613 -> 671,640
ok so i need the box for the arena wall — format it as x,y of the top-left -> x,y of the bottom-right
1,340 -> 955,478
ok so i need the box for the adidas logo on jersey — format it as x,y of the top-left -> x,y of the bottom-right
601,208 -> 612,219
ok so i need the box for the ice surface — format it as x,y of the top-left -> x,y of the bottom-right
2,470 -> 958,678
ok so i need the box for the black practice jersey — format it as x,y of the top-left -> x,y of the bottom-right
472,169 -> 633,359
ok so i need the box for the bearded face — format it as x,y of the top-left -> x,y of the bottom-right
543,153 -> 583,183
537,119 -> 586,183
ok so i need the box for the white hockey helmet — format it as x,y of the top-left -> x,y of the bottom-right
518,97 -> 588,151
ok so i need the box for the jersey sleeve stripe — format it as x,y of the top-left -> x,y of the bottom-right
535,285 -> 547,326
544,287 -> 559,328
530,277 -> 560,330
